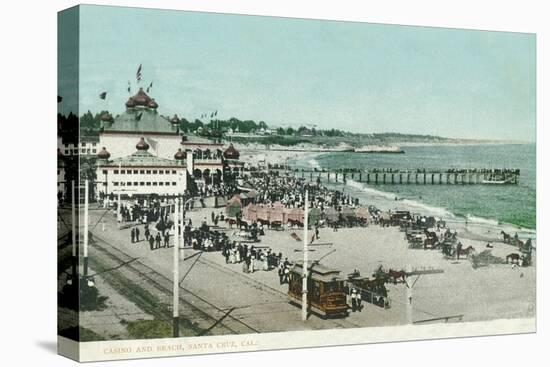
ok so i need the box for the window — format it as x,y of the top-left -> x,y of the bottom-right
139,170 -> 145,174
158,170 -> 163,174
114,170 -> 119,174
172,170 -> 176,174
134,182 -> 138,186
113,182 -> 119,186
121,170 -> 125,174
146,170 -> 151,174
102,170 -> 107,175
153,170 -> 158,174
64,150 -> 69,155
81,149 -> 86,153
92,142 -> 97,146
153,182 -> 158,186
139,182 -> 145,186
165,182 -> 170,186
146,182 -> 151,186
172,182 -> 176,186
127,182 -> 131,186
133,170 -> 138,174
86,149 -> 91,154
73,149 -> 78,154
159,182 -> 164,186
92,149 -> 97,154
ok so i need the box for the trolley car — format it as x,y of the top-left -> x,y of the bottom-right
288,262 -> 349,318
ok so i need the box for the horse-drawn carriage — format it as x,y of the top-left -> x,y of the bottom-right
390,210 -> 412,227
346,270 -> 390,309
288,262 -> 349,318
406,228 -> 424,249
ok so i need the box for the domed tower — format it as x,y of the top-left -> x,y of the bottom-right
97,147 -> 111,161
223,143 -> 240,160
174,148 -> 185,165
125,88 -> 158,110
136,137 -> 150,151
170,114 -> 181,125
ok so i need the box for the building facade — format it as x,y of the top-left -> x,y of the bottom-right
96,138 -> 188,197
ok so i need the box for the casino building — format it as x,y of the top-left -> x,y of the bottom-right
95,86 -> 242,196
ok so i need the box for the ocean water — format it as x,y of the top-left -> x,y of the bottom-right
291,144 -> 536,231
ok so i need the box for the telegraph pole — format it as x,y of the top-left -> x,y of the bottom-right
405,264 -> 413,324
302,188 -> 309,321
173,198 -> 180,337
83,179 -> 89,277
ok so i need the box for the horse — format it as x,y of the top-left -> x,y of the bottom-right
235,218 -> 248,230
457,245 -> 476,259
506,253 -> 521,264
501,230 -> 511,244
387,269 -> 406,284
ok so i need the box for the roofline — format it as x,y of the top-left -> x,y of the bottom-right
101,131 -> 179,136
100,165 -> 187,169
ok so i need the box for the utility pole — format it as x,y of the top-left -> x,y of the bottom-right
71,180 -> 77,280
405,264 -> 413,324
179,195 -> 185,261
173,198 -> 180,337
83,179 -> 89,277
117,164 -> 122,228
302,188 -> 309,321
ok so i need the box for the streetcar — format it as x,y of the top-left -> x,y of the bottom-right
288,262 -> 349,318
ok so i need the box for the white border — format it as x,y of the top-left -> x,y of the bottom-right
1,1 -> 547,366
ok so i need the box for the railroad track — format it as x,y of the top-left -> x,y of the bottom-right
91,234 -> 260,336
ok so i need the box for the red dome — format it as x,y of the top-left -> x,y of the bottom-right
97,147 -> 111,159
126,88 -> 158,109
125,98 -> 136,108
223,143 -> 240,160
174,148 -> 185,160
170,114 -> 180,124
136,137 -> 150,151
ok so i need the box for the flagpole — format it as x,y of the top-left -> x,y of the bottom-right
302,188 -> 309,322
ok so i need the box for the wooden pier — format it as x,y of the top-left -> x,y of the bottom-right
274,167 -> 520,185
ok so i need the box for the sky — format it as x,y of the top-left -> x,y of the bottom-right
58,5 -> 536,141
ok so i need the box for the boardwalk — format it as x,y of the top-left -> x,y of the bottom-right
275,167 -> 520,185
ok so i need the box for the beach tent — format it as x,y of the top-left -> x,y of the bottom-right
242,203 -> 257,222
325,207 -> 339,222
226,195 -> 242,218
355,207 -> 370,219
256,205 -> 270,222
269,202 -> 286,224
286,207 -> 304,224
341,207 -> 356,219
308,207 -> 322,225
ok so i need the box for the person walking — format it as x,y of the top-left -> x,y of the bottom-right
148,235 -> 154,251
155,233 -> 162,249
145,226 -> 150,241
135,227 -> 140,242
357,290 -> 362,312
278,262 -> 285,285
164,233 -> 169,248
351,288 -> 358,312
130,228 -> 135,243
456,242 -> 463,260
